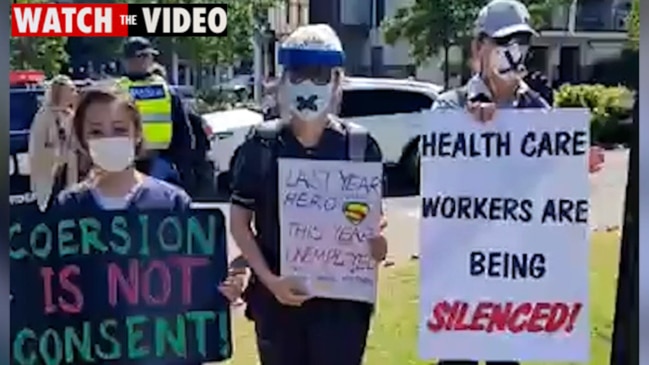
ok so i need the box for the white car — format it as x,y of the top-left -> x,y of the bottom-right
205,77 -> 443,191
213,74 -> 254,100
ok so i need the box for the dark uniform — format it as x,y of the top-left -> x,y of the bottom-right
231,118 -> 383,365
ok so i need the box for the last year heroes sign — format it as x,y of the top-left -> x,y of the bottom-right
279,158 -> 382,303
418,109 -> 591,362
10,207 -> 232,365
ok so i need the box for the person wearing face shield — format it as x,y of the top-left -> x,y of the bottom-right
229,24 -> 388,365
433,0 -> 604,175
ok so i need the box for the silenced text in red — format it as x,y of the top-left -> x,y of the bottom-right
426,300 -> 583,333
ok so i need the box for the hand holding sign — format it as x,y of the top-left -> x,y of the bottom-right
267,275 -> 311,306
368,235 -> 387,262
218,267 -> 247,302
589,146 -> 605,173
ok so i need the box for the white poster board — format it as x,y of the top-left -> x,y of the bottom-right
418,109 -> 591,362
278,159 -> 382,303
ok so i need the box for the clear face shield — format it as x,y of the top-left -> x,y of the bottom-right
278,66 -> 340,123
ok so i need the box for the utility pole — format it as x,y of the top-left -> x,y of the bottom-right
443,13 -> 450,89
610,95 -> 638,365
252,5 -> 269,105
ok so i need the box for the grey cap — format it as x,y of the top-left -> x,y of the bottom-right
475,0 -> 537,38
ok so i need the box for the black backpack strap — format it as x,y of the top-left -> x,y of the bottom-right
250,121 -> 284,180
345,121 -> 368,162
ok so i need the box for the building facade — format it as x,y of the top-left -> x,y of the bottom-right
306,0 -> 630,85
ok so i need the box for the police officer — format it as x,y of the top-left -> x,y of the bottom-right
435,1 -> 603,364
229,24 -> 388,365
118,37 -> 207,194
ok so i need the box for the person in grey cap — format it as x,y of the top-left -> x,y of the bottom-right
433,0 -> 547,116
434,1 -> 604,364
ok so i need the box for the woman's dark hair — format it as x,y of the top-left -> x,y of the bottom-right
72,83 -> 144,157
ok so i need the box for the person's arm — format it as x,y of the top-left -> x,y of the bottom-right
229,139 -> 276,287
169,91 -> 195,156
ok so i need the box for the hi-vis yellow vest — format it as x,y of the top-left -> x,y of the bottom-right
118,76 -> 172,150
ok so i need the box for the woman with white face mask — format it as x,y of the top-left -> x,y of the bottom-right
53,86 -> 245,338
55,84 -> 184,211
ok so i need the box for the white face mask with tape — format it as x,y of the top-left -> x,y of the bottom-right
282,80 -> 334,123
491,42 -> 529,81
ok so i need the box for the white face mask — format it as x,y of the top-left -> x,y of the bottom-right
88,137 -> 135,172
284,80 -> 334,122
492,43 -> 528,80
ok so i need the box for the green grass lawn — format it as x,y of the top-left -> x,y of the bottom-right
225,232 -> 620,365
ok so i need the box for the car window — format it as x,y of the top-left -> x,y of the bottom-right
340,88 -> 434,118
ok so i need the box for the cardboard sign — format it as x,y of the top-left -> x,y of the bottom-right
418,109 -> 591,362
10,207 -> 231,364
278,158 -> 382,303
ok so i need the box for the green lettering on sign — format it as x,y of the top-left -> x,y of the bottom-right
96,319 -> 121,360
110,215 -> 131,255
155,314 -> 187,357
126,315 -> 149,359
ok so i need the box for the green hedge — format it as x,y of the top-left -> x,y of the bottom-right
554,84 -> 634,145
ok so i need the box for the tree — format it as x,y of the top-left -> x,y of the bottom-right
10,0 -> 68,75
124,0 -> 278,66
626,0 -> 638,50
382,0 -> 568,83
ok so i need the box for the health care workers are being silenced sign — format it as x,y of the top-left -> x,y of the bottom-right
418,109 -> 590,362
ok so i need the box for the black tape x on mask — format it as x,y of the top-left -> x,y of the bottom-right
492,42 -> 528,79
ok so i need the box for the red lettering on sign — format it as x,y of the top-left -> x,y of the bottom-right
107,256 -> 210,306
426,300 -> 583,333
40,265 -> 83,314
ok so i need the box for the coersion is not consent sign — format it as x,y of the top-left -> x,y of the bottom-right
10,207 -> 231,365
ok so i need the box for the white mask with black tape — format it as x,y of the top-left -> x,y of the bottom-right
492,43 -> 529,80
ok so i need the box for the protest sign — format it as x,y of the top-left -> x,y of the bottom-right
278,158 -> 382,303
10,207 -> 231,364
418,109 -> 591,362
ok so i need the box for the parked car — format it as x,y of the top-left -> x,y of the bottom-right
207,77 -> 443,192
213,73 -> 254,101
202,108 -> 264,191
